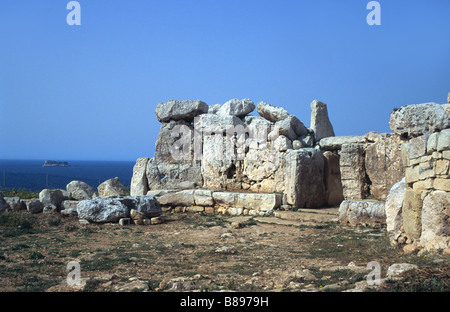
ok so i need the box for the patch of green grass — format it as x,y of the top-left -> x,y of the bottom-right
0,188 -> 40,199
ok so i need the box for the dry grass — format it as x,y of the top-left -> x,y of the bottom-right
0,211 -> 448,292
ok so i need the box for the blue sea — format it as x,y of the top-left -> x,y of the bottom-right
0,159 -> 135,191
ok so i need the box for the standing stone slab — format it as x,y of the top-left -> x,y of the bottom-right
420,191 -> 450,250
402,188 -> 423,241
385,178 -> 408,240
365,133 -> 406,200
340,143 -> 368,200
310,100 -> 335,141
284,149 -> 327,208
130,158 -> 150,196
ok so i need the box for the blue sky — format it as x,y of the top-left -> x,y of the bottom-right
0,0 -> 449,161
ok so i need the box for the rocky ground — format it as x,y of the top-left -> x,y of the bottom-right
0,208 -> 448,292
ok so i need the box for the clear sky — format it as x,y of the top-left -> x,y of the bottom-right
1,0 -> 449,161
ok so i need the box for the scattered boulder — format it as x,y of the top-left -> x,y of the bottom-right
3,197 -> 26,211
387,263 -> 418,279
26,199 -> 43,214
389,103 -> 450,138
67,181 -> 95,201
310,100 -> 335,141
155,100 -> 208,122
39,189 -> 65,210
97,177 -> 125,198
216,98 -> 255,117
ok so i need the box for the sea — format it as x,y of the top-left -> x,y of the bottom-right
0,159 -> 135,191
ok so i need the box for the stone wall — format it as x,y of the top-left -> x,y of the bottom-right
132,98 -> 343,212
384,101 -> 450,252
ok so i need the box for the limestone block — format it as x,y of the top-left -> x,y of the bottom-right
157,190 -> 195,206
310,100 -> 335,141
402,188 -> 423,241
420,191 -> 450,251
194,190 -> 214,206
130,157 -> 150,196
216,98 -> 255,117
408,135 -> 429,160
155,100 -> 208,122
318,135 -> 366,151
437,129 -> 450,152
434,179 -> 450,192
339,143 -> 368,200
365,133 -> 405,200
338,200 -> 386,227
97,177 -> 125,198
284,148 -> 327,208
385,178 -> 407,238
389,102 -> 450,138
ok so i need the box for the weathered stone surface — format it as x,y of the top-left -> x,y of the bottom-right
365,133 -> 405,200
387,263 -> 418,279
437,129 -> 450,152
339,200 -> 385,227
26,199 -> 43,214
284,148 -> 327,208
448,92 -> 450,104
402,188 -> 422,241
77,197 -> 129,223
66,181 -> 95,201
323,151 -> 344,206
340,143 -> 368,200
208,104 -> 221,114
420,191 -> 450,250
194,113 -> 244,135
408,135 -> 429,160
385,178 -> 407,239
130,158 -> 150,196
389,103 -> 450,138
319,135 -> 366,151
155,100 -> 208,122
234,193 -> 281,213
256,101 -> 291,122
157,190 -> 195,206
310,100 -> 335,141
274,115 -> 308,140
216,98 -> 255,117
146,159 -> 202,190
194,190 -> 214,206
154,120 -> 194,163
39,189 -> 65,210
97,177 -> 125,198
212,192 -> 236,206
